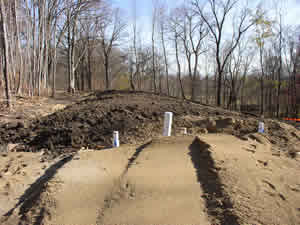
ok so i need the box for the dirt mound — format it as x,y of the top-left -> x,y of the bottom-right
0,90 -> 299,158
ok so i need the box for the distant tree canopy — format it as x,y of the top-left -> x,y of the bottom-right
0,0 -> 299,117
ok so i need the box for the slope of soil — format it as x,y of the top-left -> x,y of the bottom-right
0,90 -> 299,159
199,134 -> 300,225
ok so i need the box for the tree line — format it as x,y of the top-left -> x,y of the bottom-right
0,0 -> 299,117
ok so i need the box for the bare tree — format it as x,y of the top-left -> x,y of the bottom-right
48,0 -> 102,94
0,0 -> 11,108
192,0 -> 256,106
158,3 -> 170,95
128,0 -> 141,91
65,0 -> 81,93
168,8 -> 185,99
151,0 -> 158,93
225,40 -> 253,110
12,0 -> 23,95
253,6 -> 275,115
98,7 -> 126,90
179,5 -> 208,100
283,26 -> 300,117
276,14 -> 283,117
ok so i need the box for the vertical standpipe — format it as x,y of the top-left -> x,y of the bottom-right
113,131 -> 120,147
163,112 -> 173,136
258,122 -> 264,133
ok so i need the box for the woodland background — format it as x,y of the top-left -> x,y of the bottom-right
0,0 -> 299,117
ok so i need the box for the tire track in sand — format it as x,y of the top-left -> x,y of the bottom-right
97,136 -> 212,225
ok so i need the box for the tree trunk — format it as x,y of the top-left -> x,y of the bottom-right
37,0 -> 46,96
217,70 -> 222,106
259,46 -> 264,115
151,33 -> 156,93
161,26 -> 169,96
292,64 -> 297,117
0,0 -> 11,108
223,76 -> 226,107
104,55 -> 110,89
174,34 -> 185,99
186,54 -> 193,100
24,0 -> 32,96
13,0 -> 23,95
158,67 -> 162,94
32,0 -> 37,96
260,77 -> 264,115
215,42 -> 222,107
8,0 -> 16,93
52,23 -> 57,97
43,18 -> 51,91
276,15 -> 282,118
192,54 -> 199,101
206,74 -> 209,104
67,11 -> 76,94
87,42 -> 92,90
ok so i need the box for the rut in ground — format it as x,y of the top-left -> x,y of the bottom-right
97,136 -> 237,225
42,136 -> 239,225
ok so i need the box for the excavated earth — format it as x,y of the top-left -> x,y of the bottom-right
1,135 -> 300,225
0,90 -> 300,225
0,90 -> 299,159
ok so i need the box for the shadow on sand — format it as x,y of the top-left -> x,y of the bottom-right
122,141 -> 152,175
2,155 -> 73,225
188,137 -> 240,225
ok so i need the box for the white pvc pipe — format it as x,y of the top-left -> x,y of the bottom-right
258,122 -> 264,133
163,112 -> 173,136
113,131 -> 120,147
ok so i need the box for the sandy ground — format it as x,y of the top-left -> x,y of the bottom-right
0,152 -> 52,216
50,146 -> 135,225
1,134 -> 300,225
200,133 -> 300,225
0,146 -> 130,224
98,137 -> 211,225
1,91 -> 300,225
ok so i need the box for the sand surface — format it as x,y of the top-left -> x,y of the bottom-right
200,134 -> 300,225
98,137 -> 211,225
1,134 -> 300,225
50,146 -> 134,225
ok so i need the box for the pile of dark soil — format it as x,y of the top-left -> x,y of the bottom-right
0,90 -> 299,158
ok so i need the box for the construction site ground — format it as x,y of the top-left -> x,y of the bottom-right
0,90 -> 299,225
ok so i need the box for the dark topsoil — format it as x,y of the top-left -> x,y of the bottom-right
0,90 -> 299,158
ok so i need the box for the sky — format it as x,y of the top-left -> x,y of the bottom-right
112,0 -> 300,74
112,0 -> 185,42
112,0 -> 300,26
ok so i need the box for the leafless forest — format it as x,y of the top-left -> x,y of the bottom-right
0,0 -> 299,117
